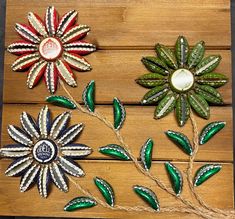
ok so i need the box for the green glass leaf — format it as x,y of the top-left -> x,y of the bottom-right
140,138 -> 154,170
64,196 -> 97,211
82,80 -> 95,112
165,162 -> 183,195
175,95 -> 190,127
155,44 -> 178,69
195,55 -> 221,76
199,121 -> 226,145
141,57 -> 169,75
46,95 -> 76,109
187,41 -> 205,69
113,97 -> 126,130
194,84 -> 223,104
94,177 -> 115,206
194,164 -> 221,186
196,72 -> 228,88
133,185 -> 160,211
141,85 -> 169,104
135,73 -> 167,88
99,144 -> 131,160
188,92 -> 210,119
165,130 -> 193,155
154,93 -> 176,119
175,36 -> 189,67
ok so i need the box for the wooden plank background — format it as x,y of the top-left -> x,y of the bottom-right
0,0 -> 233,218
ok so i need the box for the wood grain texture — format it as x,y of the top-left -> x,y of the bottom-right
3,50 -> 231,104
1,104 -> 233,162
0,160 -> 233,218
4,0 -> 231,48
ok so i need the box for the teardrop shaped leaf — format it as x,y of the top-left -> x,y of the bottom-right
194,85 -> 223,104
141,56 -> 169,75
188,92 -> 210,119
140,138 -> 154,170
99,144 -> 131,160
94,177 -> 115,206
175,36 -> 189,67
195,55 -> 221,76
135,73 -> 167,88
46,95 -> 76,109
194,164 -> 221,186
165,162 -> 183,195
196,72 -> 228,88
113,97 -> 126,130
199,121 -> 226,145
154,93 -> 176,119
64,196 -> 97,211
165,130 -> 193,155
82,80 -> 95,112
155,44 -> 178,69
188,41 -> 205,69
133,185 -> 160,211
175,95 -> 190,127
141,85 -> 169,104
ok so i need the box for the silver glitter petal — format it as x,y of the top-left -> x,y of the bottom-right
37,105 -> 50,138
37,165 -> 51,198
49,111 -> 71,140
61,143 -> 92,158
58,156 -> 84,177
57,123 -> 83,146
0,144 -> 31,158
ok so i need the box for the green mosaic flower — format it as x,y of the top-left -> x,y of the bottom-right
136,36 -> 228,127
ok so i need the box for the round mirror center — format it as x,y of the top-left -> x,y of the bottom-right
39,37 -> 62,61
170,69 -> 194,92
33,139 -> 57,163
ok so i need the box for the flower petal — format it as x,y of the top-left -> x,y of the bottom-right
175,95 -> 190,127
45,6 -> 58,36
175,36 -> 189,67
15,23 -> 40,44
5,157 -> 33,177
64,40 -> 96,55
0,144 -> 31,158
196,73 -> 228,88
56,10 -> 78,37
20,111 -> 40,139
44,62 -> 58,94
61,25 -> 90,44
37,105 -> 51,138
20,164 -> 40,192
12,53 -> 40,71
61,144 -> 92,158
7,125 -> 33,146
49,111 -> 71,140
37,165 -> 51,198
55,59 -> 77,87
57,124 -> 83,146
7,40 -> 38,55
58,156 -> 84,177
27,60 -> 47,89
63,52 -> 91,71
28,12 -> 48,37
49,162 -> 68,192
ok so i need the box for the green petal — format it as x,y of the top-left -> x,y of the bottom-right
82,80 -> 95,112
64,197 -> 97,211
188,92 -> 210,119
46,95 -> 76,109
175,36 -> 189,67
141,57 -> 169,75
194,164 -> 221,186
194,84 -> 223,104
135,73 -> 167,88
196,72 -> 228,88
155,44 -> 178,69
187,41 -> 205,69
141,85 -> 169,104
113,97 -> 126,130
140,138 -> 154,170
154,93 -> 176,119
175,95 -> 190,127
195,55 -> 221,75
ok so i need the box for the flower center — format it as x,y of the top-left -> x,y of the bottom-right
170,69 -> 194,92
33,139 -> 58,163
39,37 -> 63,61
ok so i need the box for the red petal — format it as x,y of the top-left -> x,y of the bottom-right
64,40 -> 96,55
8,40 -> 38,55
15,23 -> 40,43
12,53 -> 40,71
44,62 -> 58,93
45,6 -> 59,36
28,12 -> 47,37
